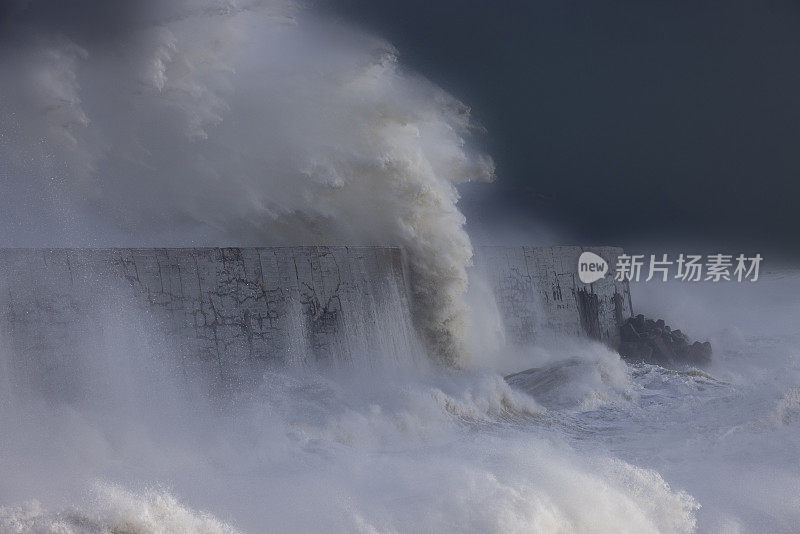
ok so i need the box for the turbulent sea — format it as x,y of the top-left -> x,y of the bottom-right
1,270 -> 798,534
1,2 -> 798,531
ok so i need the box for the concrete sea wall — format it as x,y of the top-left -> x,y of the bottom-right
472,246 -> 633,347
0,247 -> 420,389
0,246 -> 632,381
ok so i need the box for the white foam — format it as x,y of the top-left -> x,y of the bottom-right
0,484 -> 243,534
0,0 -> 493,363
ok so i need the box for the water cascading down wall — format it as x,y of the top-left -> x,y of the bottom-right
0,246 -> 632,386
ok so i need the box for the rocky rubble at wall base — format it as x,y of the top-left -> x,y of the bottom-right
618,314 -> 712,368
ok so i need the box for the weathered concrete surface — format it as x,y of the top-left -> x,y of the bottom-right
0,247 -> 420,388
472,246 -> 633,346
0,246 -> 632,385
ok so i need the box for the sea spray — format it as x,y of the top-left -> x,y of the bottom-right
0,0 -> 494,364
0,484 -> 244,534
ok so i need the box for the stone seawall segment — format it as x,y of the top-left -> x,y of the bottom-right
0,247 -> 417,389
472,246 -> 633,346
0,246 -> 633,386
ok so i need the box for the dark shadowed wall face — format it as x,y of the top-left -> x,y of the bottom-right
327,0 -> 800,259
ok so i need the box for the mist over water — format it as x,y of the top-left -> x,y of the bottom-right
1,1 -> 799,533
0,283 -> 700,533
0,0 -> 493,361
13,266 -> 800,532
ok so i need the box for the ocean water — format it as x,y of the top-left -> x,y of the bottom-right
1,2 -> 798,531
1,270 -> 797,533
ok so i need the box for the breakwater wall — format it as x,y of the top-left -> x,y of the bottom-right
472,246 -> 633,347
0,246 -> 632,381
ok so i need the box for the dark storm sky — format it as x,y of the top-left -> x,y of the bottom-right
327,0 -> 800,256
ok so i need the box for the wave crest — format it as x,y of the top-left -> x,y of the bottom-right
0,484 -> 242,534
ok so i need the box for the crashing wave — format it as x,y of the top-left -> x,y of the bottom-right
0,0 -> 493,364
0,484 -> 242,534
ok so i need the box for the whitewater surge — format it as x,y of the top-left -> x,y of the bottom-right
0,485 -> 243,534
3,2 -> 800,533
0,0 -> 493,362
0,265 -> 702,533
0,332 -> 701,533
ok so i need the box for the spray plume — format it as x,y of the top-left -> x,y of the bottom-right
0,0 -> 494,362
